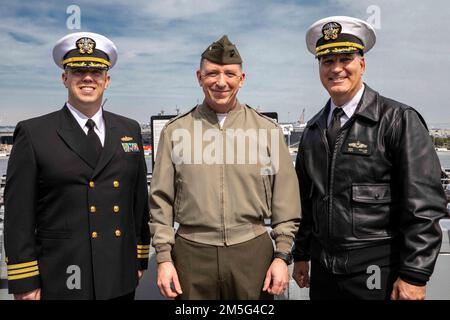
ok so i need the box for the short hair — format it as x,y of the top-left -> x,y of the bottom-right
64,67 -> 108,73
317,51 -> 364,62
199,58 -> 243,70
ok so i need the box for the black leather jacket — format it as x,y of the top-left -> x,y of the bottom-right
292,85 -> 446,283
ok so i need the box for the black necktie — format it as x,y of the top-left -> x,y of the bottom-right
86,119 -> 102,164
326,107 -> 345,153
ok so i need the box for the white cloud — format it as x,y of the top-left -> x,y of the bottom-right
0,0 -> 449,127
142,0 -> 232,19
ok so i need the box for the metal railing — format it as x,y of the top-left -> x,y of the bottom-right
0,170 -> 449,282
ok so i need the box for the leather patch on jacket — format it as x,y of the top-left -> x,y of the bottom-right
342,139 -> 371,156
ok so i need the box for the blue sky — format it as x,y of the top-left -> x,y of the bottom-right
0,0 -> 449,127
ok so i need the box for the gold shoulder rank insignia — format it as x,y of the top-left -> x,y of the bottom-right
121,136 -> 133,142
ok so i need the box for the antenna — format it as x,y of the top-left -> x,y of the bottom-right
299,108 -> 305,124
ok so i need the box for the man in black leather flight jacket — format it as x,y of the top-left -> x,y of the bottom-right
292,16 -> 446,300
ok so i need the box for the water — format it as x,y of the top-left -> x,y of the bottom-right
1,153 -> 450,177
0,158 -> 7,177
437,151 -> 450,169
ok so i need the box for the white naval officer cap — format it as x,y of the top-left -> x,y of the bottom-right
52,32 -> 117,69
306,16 -> 376,57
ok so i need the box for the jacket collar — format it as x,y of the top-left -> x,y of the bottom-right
308,83 -> 380,128
197,100 -> 244,127
307,102 -> 330,130
353,84 -> 380,122
57,104 -> 98,169
56,104 -> 119,175
92,110 -> 120,179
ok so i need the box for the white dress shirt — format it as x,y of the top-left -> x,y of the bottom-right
216,113 -> 228,128
66,102 -> 105,146
327,84 -> 365,128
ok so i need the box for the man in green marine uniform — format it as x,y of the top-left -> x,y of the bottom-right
150,35 -> 301,299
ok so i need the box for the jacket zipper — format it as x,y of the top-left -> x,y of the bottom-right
327,118 -> 355,240
328,132 -> 341,239
317,127 -> 333,239
220,124 -> 227,245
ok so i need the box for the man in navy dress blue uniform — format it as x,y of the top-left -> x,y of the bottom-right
4,32 -> 150,300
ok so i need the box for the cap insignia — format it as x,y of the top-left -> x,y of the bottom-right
322,22 -> 342,41
76,37 -> 96,54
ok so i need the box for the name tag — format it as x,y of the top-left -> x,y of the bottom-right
343,140 -> 371,156
121,142 -> 140,153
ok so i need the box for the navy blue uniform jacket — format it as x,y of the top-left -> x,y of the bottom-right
4,105 -> 150,299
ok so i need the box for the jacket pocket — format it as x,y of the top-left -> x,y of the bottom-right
36,229 -> 72,239
262,175 -> 272,212
351,183 -> 392,239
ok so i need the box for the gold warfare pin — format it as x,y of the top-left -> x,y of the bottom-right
121,136 -> 133,142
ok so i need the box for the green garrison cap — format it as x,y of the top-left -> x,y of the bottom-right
201,35 -> 242,65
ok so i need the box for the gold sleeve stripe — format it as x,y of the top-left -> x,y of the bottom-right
137,249 -> 150,254
137,245 -> 150,249
8,271 -> 40,281
7,260 -> 38,270
8,266 -> 39,276
137,254 -> 149,259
